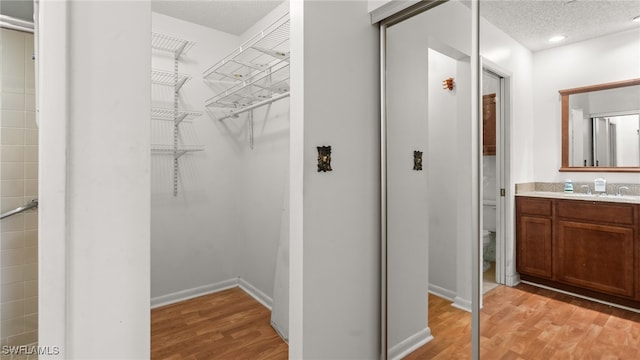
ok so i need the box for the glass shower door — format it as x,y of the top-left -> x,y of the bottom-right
1,25 -> 39,355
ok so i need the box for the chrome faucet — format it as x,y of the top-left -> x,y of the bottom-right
617,186 -> 630,197
580,185 -> 592,195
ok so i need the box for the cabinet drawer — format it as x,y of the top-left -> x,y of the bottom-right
556,200 -> 634,225
517,197 -> 552,217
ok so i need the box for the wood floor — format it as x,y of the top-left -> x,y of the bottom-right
152,283 -> 640,359
407,283 -> 640,359
151,287 -> 288,360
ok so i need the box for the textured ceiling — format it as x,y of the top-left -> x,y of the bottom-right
480,0 -> 640,52
152,0 -> 284,35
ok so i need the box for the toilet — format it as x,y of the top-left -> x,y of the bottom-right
483,201 -> 497,272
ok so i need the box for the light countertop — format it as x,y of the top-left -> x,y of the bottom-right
516,191 -> 640,204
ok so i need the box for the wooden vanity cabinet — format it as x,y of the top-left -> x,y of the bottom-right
516,197 -> 553,279
555,200 -> 635,298
516,196 -> 640,307
482,93 -> 496,156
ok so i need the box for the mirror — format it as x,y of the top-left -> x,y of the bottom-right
383,0 -> 475,358
561,79 -> 640,170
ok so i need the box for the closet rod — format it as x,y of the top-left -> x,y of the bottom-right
218,92 -> 290,121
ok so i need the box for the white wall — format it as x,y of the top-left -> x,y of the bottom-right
39,1 -> 151,358
533,28 -> 640,183
290,1 -> 380,358
427,49 -> 459,299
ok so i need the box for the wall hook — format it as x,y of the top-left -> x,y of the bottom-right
442,77 -> 455,91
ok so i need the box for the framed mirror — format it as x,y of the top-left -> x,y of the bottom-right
560,78 -> 640,172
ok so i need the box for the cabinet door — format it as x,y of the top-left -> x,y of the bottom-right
482,93 -> 496,156
517,215 -> 553,279
556,220 -> 634,298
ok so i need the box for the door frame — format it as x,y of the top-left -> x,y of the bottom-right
482,58 -> 515,288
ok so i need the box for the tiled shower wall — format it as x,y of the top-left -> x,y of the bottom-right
0,28 -> 38,346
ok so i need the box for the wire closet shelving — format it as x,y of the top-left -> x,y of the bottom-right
151,32 -> 203,196
203,13 -> 290,123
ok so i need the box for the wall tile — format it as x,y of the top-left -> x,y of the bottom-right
24,94 -> 35,112
1,231 -> 24,250
23,163 -> 37,180
1,146 -> 24,162
24,111 -> 36,129
1,265 -> 24,285
24,314 -> 37,332
1,110 -> 24,128
1,180 -> 25,197
1,29 -> 25,85
22,263 -> 36,281
24,180 -> 37,197
1,300 -> 24,320
25,36 -> 35,94
23,298 -> 37,317
0,92 -> 25,111
23,230 -> 37,248
24,146 -> 37,162
1,128 -> 25,145
1,317 -> 25,337
23,246 -> 36,265
1,248 -> 25,267
25,129 -> 38,146
0,214 -> 24,232
0,163 -> 24,180
1,282 -> 24,303
24,213 -> 37,231
24,280 -> 37,298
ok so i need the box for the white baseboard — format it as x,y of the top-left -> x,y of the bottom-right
452,296 -> 472,313
239,277 -> 273,311
151,278 -> 238,309
428,284 -> 456,301
388,327 -> 433,360
151,277 -> 273,311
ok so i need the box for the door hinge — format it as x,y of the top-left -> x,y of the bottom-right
500,188 -> 506,197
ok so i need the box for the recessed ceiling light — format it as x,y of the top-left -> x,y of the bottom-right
549,35 -> 567,43
633,15 -> 640,23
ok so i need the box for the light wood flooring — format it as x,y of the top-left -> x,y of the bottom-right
151,287 -> 288,360
407,283 -> 640,359
152,283 -> 640,359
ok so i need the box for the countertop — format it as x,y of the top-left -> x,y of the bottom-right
516,191 -> 640,204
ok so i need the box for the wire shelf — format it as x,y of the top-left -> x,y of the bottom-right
152,32 -> 195,58
203,14 -> 289,82
151,108 -> 202,124
151,144 -> 204,158
205,62 -> 289,108
152,69 -> 191,90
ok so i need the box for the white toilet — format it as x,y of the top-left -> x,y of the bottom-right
482,201 -> 497,272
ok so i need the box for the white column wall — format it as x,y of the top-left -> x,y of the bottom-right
290,1 -> 381,358
64,1 -> 150,358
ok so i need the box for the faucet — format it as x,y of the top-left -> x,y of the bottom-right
580,185 -> 592,195
617,186 -> 630,197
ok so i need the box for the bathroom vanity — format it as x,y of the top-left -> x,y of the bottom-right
516,192 -> 640,309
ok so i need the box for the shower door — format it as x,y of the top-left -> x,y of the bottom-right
0,26 -> 39,350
